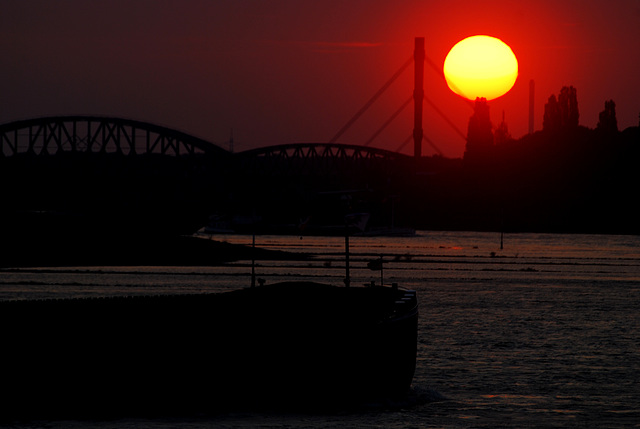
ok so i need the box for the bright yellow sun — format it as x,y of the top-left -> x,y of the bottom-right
443,35 -> 518,101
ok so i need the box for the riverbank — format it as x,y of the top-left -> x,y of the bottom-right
0,232 -> 307,268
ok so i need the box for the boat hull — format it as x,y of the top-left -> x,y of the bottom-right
0,282 -> 418,417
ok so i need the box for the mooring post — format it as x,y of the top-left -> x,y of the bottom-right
344,231 -> 351,287
251,233 -> 256,287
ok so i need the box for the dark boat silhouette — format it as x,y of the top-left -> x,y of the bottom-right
1,281 -> 418,418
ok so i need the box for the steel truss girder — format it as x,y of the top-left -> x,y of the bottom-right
237,142 -> 410,177
0,116 -> 226,157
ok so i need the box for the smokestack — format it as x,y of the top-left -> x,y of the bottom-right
529,79 -> 535,134
413,37 -> 425,159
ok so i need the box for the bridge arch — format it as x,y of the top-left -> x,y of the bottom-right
236,142 -> 411,177
0,116 -> 228,157
239,142 -> 407,161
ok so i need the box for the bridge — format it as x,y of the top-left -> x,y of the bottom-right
0,115 -> 416,237
0,38 -> 461,235
0,115 -> 228,157
240,142 -> 407,161
0,38 -> 465,164
237,142 -> 410,177
0,115 -> 409,163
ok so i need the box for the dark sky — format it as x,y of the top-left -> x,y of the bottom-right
1,0 -> 638,158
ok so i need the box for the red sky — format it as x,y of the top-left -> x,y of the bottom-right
1,0 -> 638,158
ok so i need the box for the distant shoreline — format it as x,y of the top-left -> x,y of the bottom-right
0,233 -> 307,268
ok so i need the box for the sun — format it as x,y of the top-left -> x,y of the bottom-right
443,35 -> 518,101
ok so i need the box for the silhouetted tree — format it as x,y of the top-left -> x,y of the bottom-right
464,97 -> 493,160
543,94 -> 561,132
494,110 -> 512,145
543,86 -> 579,132
558,86 -> 579,128
597,99 -> 618,134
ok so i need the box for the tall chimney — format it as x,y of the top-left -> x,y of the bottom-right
413,37 -> 425,159
529,79 -> 535,134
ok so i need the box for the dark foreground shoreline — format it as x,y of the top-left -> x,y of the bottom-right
0,230 -> 307,268
0,209 -> 307,268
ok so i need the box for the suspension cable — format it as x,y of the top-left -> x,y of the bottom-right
329,56 -> 413,143
426,56 -> 475,110
424,95 -> 467,141
364,95 -> 413,146
331,53 -> 471,152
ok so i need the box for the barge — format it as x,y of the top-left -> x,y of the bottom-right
1,282 -> 418,417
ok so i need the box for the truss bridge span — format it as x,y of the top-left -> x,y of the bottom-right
236,142 -> 411,177
0,116 -> 228,157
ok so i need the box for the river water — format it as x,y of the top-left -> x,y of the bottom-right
2,231 -> 639,428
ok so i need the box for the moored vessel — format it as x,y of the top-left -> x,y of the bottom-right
1,281 -> 418,418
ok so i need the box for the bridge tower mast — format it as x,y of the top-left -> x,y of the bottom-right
413,37 -> 425,159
